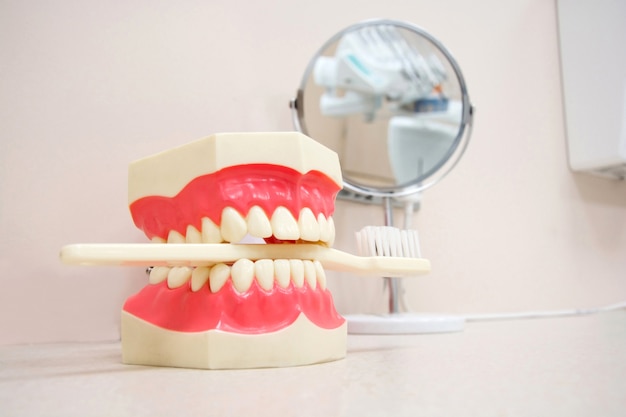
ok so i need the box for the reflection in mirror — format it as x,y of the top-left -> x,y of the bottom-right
292,20 -> 473,198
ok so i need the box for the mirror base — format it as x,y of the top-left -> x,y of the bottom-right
345,313 -> 465,334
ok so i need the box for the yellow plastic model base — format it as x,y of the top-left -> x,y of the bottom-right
121,311 -> 347,369
128,132 -> 343,203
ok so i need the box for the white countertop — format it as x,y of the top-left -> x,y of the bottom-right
1,312 -> 625,417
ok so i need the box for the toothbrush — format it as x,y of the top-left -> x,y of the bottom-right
60,238 -> 430,278
347,225 -> 466,334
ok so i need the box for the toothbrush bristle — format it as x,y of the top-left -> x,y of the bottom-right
355,226 -> 421,258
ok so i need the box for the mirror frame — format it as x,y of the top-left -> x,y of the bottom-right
291,18 -> 474,199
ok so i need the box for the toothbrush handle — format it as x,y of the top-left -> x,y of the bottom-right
60,243 -> 430,277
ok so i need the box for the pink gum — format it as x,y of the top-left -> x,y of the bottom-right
129,164 -> 340,240
123,280 -> 345,334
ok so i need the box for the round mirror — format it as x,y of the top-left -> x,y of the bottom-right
291,19 -> 474,199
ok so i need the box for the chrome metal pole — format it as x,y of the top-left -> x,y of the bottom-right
383,196 -> 400,314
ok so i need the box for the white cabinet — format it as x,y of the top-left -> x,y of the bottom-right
557,0 -> 626,179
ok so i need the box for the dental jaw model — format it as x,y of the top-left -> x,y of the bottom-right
61,131 -> 431,369
124,132 -> 346,369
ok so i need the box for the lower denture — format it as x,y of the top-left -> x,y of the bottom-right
123,278 -> 343,334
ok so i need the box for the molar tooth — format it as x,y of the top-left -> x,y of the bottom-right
246,206 -> 272,238
149,266 -> 170,284
274,259 -> 291,289
201,217 -> 223,243
254,259 -> 274,291
271,206 -> 300,240
289,259 -> 304,288
167,266 -> 192,289
209,263 -> 231,293
303,260 -> 316,290
191,266 -> 210,292
151,236 -> 166,243
231,259 -> 254,293
314,260 -> 326,290
167,230 -> 186,243
221,207 -> 248,243
318,214 -> 331,243
298,207 -> 320,242
186,225 -> 202,243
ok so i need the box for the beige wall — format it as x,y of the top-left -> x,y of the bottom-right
1,0 -> 624,345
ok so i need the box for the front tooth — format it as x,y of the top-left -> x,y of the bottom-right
289,259 -> 304,288
327,216 -> 336,246
167,230 -> 186,243
151,236 -> 166,243
186,225 -> 202,243
318,214 -> 336,245
303,260 -> 316,290
298,208 -> 320,242
221,207 -> 247,243
149,266 -> 170,284
209,263 -> 230,293
274,259 -> 291,289
318,214 -> 330,243
191,266 -> 210,292
167,266 -> 192,289
246,206 -> 272,238
201,217 -> 223,243
314,260 -> 326,290
254,259 -> 274,291
271,207 -> 300,240
231,259 -> 254,293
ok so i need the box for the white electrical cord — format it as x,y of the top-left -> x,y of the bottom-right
463,300 -> 626,323
352,200 -> 626,335
385,199 -> 626,332
395,258 -> 626,329
358,293 -> 626,335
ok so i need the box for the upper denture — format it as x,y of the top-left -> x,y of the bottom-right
130,165 -> 339,243
128,133 -> 341,245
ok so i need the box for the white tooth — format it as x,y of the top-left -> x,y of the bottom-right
289,259 -> 304,288
327,216 -> 336,246
151,236 -> 166,243
167,230 -> 186,243
149,266 -> 170,284
271,206 -> 300,240
231,259 -> 254,293
298,207 -> 320,242
186,225 -> 202,243
246,206 -> 272,238
274,259 -> 291,289
303,260 -> 316,290
201,217 -> 223,243
255,259 -> 274,291
221,207 -> 248,243
318,213 -> 330,243
167,266 -> 192,289
314,260 -> 326,290
191,266 -> 210,292
209,263 -> 231,293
